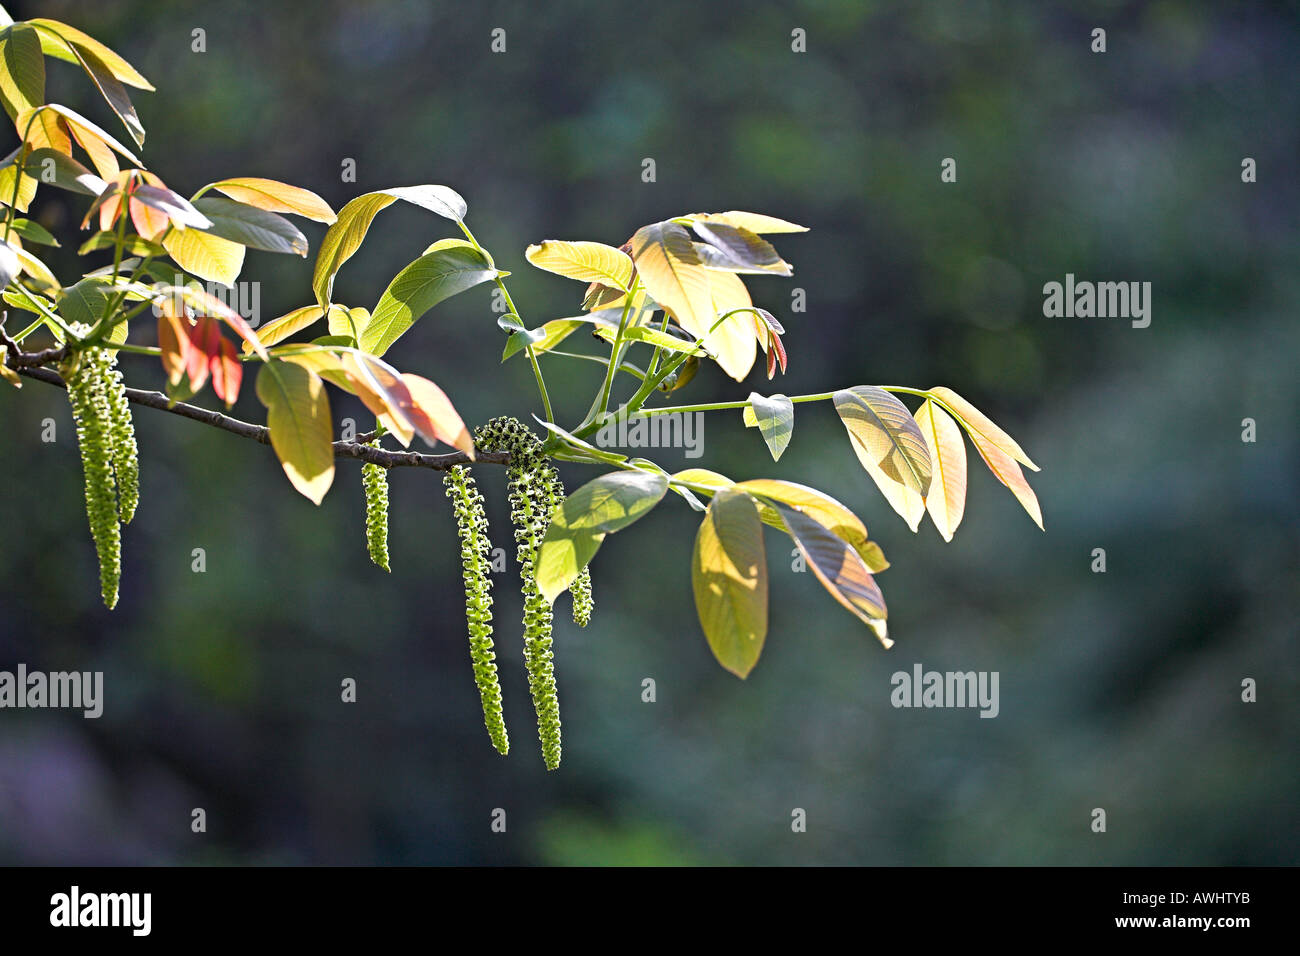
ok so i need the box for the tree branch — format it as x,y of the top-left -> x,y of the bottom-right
12,365 -> 508,471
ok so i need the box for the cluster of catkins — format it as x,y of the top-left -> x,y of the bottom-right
60,335 -> 139,610
442,416 -> 593,770
361,441 -> 391,572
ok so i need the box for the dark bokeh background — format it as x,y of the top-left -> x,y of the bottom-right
0,0 -> 1296,864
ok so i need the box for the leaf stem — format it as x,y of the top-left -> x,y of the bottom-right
458,219 -> 553,423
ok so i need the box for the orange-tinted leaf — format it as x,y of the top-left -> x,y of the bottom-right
400,373 -> 473,455
210,177 -> 336,223
972,433 -> 1044,530
156,303 -> 190,387
210,336 -> 242,407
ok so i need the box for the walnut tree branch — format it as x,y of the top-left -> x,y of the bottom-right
12,365 -> 508,471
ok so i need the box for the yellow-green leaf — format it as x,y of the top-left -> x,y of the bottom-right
360,245 -> 497,356
256,361 -> 335,505
525,239 -> 633,290
0,23 -> 44,122
211,177 -> 336,223
536,470 -> 668,603
693,211 -> 808,234
735,478 -> 889,573
692,487 -> 768,678
30,19 -> 154,90
773,502 -> 890,647
630,220 -> 715,348
914,399 -> 967,542
834,386 -> 932,531
245,305 -> 324,352
312,192 -> 397,308
927,385 -> 1039,472
163,228 -> 245,286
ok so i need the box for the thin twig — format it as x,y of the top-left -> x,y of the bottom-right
12,365 -> 507,471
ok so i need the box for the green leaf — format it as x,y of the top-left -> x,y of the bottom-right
0,24 -> 44,122
77,230 -> 162,256
536,470 -> 668,602
525,239 -> 633,289
692,487 -> 768,678
312,186 -> 468,311
360,245 -> 497,356
55,278 -> 110,328
328,305 -> 369,339
533,418 -> 629,466
691,221 -> 792,275
19,147 -> 105,195
312,192 -> 397,308
834,386 -> 932,532
592,323 -> 703,355
10,217 -> 58,247
742,392 -> 794,461
255,361 -> 335,505
771,502 -> 890,647
193,196 -> 308,256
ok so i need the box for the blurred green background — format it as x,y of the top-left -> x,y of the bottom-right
0,0 -> 1296,865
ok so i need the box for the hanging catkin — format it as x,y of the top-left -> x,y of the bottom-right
361,445 -> 391,571
102,352 -> 139,524
444,464 -> 509,755
63,344 -> 123,609
475,417 -> 563,769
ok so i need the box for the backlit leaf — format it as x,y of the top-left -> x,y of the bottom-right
256,360 -> 334,505
19,147 -> 104,194
0,24 -> 44,122
62,38 -> 143,147
525,239 -> 633,290
163,227 -> 244,286
834,386 -> 932,531
400,372 -> 473,455
312,191 -> 397,308
971,430 -> 1044,530
211,177 -> 336,223
30,18 -> 154,90
693,211 -> 808,234
927,385 -> 1039,472
772,502 -> 889,647
245,305 -> 324,351
630,221 -> 715,351
914,399 -> 967,542
736,479 -> 888,573
692,487 -> 768,678
536,470 -> 669,603
360,245 -> 497,356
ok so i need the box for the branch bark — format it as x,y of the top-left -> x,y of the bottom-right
12,365 -> 508,471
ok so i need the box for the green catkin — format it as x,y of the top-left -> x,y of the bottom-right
444,465 -> 509,755
361,446 -> 391,571
570,565 -> 593,627
102,353 -> 139,524
475,417 -> 563,770
64,344 -> 122,609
